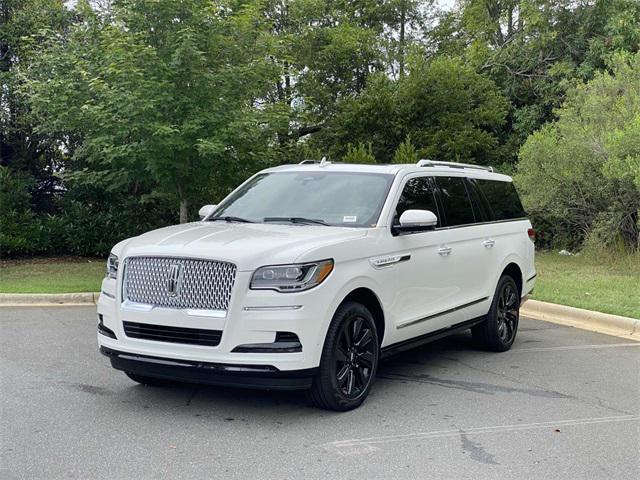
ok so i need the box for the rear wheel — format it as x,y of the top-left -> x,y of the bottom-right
473,275 -> 520,352
307,301 -> 379,411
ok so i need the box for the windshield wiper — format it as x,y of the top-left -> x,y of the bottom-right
208,216 -> 255,223
263,216 -> 329,226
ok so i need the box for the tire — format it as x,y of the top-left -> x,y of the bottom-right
472,275 -> 520,352
307,301 -> 380,411
125,372 -> 175,387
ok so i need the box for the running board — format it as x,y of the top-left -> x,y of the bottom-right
380,317 -> 485,359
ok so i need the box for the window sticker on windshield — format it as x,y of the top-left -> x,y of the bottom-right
343,215 -> 358,223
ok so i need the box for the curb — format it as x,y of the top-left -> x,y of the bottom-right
521,299 -> 639,341
0,292 -> 100,307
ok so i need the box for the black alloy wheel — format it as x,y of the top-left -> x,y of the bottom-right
334,314 -> 376,399
496,281 -> 519,344
472,275 -> 520,352
307,301 -> 380,411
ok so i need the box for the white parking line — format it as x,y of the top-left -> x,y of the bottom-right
513,343 -> 640,353
321,415 -> 640,456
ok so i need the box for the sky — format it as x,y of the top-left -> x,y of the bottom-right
436,0 -> 457,11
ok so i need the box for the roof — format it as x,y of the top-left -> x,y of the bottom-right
262,160 -> 513,182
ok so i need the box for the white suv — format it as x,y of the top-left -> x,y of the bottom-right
98,160 -> 536,410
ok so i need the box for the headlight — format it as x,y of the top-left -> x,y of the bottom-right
250,259 -> 334,292
106,253 -> 119,279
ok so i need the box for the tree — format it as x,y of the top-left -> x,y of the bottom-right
0,0 -> 72,211
342,142 -> 376,164
393,134 -> 419,163
319,55 -> 508,165
429,0 -> 640,163
517,53 -> 640,251
24,0 -> 283,222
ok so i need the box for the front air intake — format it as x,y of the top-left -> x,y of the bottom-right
123,321 -> 222,347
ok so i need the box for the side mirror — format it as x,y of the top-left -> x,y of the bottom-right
394,209 -> 438,235
198,204 -> 217,220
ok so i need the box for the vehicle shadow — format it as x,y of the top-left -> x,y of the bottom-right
114,331 -> 481,417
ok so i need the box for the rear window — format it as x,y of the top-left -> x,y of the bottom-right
476,179 -> 526,220
434,176 -> 475,227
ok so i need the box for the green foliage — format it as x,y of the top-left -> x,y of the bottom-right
517,53 -> 640,251
322,56 -> 508,165
342,142 -> 376,164
392,135 -> 418,164
24,0 -> 284,222
0,165 -> 173,258
0,167 -> 52,256
431,0 -> 640,163
2,0 -> 640,258
54,197 -> 174,257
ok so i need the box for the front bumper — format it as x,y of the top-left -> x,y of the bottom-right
97,269 -> 335,375
101,347 -> 316,390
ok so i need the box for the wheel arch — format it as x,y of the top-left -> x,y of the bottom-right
340,287 -> 386,346
501,262 -> 523,297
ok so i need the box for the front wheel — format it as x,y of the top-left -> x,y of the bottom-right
307,301 -> 379,411
472,275 -> 520,352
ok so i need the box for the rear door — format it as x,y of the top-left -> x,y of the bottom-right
432,175 -> 493,322
475,178 -> 532,292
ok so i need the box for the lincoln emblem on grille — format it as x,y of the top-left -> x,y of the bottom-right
167,264 -> 183,297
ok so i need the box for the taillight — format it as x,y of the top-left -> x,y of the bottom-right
527,228 -> 536,242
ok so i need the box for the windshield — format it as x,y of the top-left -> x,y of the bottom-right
212,171 -> 394,227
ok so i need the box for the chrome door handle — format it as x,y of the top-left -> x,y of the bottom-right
438,246 -> 452,256
483,239 -> 495,248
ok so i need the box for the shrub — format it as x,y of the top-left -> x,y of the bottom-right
517,53 -> 640,251
0,166 -> 176,257
0,167 -> 50,257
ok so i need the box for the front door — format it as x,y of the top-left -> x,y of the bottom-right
381,175 -> 459,339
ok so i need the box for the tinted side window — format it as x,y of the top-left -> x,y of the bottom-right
435,176 -> 476,226
477,179 -> 526,220
465,178 -> 493,222
395,177 -> 440,226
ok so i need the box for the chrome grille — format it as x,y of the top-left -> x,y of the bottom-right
123,256 -> 237,311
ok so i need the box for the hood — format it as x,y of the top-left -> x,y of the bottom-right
117,221 -> 368,271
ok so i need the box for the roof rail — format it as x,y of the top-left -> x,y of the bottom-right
416,159 -> 494,172
299,157 -> 332,167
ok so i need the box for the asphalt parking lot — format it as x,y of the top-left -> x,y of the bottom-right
1,307 -> 638,480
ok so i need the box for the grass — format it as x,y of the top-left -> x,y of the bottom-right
1,252 -> 638,318
530,251 -> 640,319
0,257 -> 105,294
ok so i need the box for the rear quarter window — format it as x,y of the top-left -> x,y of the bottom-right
476,179 -> 526,220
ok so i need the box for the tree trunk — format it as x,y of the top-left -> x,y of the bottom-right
179,198 -> 188,224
